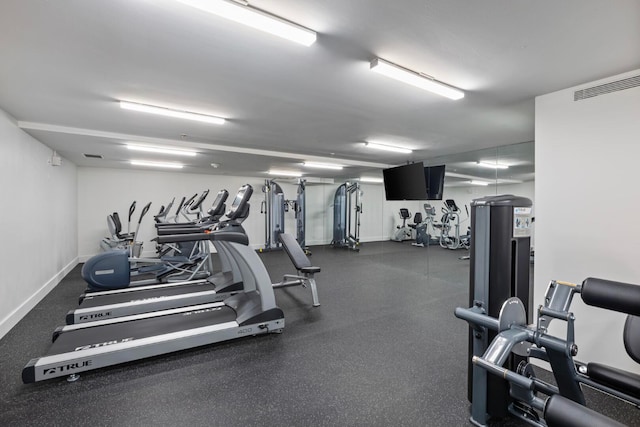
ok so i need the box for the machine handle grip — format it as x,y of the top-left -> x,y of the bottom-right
128,201 -> 136,221
138,202 -> 152,223
155,231 -> 249,246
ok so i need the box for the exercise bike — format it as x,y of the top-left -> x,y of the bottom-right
412,204 -> 439,247
391,208 -> 413,242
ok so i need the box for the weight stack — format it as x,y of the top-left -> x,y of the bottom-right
467,194 -> 533,419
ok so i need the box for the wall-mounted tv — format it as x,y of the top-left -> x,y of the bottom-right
382,162 -> 428,200
424,165 -> 446,200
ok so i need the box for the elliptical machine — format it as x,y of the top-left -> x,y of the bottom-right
435,199 -> 470,250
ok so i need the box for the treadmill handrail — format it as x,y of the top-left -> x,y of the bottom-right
155,231 -> 249,246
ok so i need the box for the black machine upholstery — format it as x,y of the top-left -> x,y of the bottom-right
581,277 -> 640,316
586,362 -> 640,399
409,212 -> 422,230
278,233 -> 320,274
579,279 -> 640,401
544,394 -> 625,427
624,315 -> 640,364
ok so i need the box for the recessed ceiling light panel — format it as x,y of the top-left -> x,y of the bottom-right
175,0 -> 317,46
268,169 -> 302,177
120,101 -> 225,124
302,162 -> 343,170
359,177 -> 383,183
477,161 -> 509,169
127,144 -> 197,157
370,58 -> 464,100
131,160 -> 184,169
364,141 -> 413,154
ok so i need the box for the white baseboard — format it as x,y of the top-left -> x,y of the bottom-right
0,257 -> 79,339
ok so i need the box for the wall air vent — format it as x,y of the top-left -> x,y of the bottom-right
574,75 -> 640,101
83,154 -> 103,159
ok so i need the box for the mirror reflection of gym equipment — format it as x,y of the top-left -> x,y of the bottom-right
391,208 -> 414,242
433,199 -> 470,250
412,203 -> 439,247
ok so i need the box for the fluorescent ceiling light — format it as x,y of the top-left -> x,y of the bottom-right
131,160 -> 184,169
364,141 -> 412,154
268,170 -> 302,177
469,180 -> 490,186
359,177 -> 383,183
126,144 -> 197,157
370,58 -> 464,100
120,101 -> 225,125
175,0 -> 316,46
302,162 -> 343,170
477,161 -> 509,169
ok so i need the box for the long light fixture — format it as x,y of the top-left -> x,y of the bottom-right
302,162 -> 343,170
131,160 -> 184,169
370,58 -> 464,100
364,141 -> 413,154
120,101 -> 225,125
469,180 -> 490,186
359,177 -> 383,183
127,144 -> 197,157
268,169 -> 302,177
477,161 -> 509,169
175,0 -> 316,46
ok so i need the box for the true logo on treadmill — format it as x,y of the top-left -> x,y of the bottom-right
79,311 -> 111,321
238,328 -> 252,335
43,360 -> 92,376
74,337 -> 134,351
183,307 -> 223,316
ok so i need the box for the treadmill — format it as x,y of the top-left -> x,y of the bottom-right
67,186 -> 254,324
22,216 -> 285,383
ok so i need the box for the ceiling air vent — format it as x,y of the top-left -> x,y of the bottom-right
574,75 -> 640,101
83,154 -> 103,159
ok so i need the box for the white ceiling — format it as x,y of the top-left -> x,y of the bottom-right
1,0 -> 639,180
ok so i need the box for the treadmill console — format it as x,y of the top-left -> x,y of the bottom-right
226,184 -> 254,220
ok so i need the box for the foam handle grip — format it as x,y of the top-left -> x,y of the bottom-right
581,277 -> 640,316
544,394 -> 625,427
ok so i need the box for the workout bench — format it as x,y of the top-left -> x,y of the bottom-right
273,233 -> 321,307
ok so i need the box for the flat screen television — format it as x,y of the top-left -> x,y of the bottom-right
382,162 -> 428,200
424,165 -> 445,200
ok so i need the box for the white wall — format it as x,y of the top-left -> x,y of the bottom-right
77,170 -> 405,259
78,169 -> 274,259
0,109 -> 77,338
535,69 -> 640,373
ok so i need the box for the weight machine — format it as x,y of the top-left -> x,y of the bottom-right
331,182 -> 362,251
261,179 -> 308,252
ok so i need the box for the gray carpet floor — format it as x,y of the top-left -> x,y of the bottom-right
0,242 -> 636,426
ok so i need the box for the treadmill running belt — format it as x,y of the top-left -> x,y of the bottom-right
79,282 -> 217,308
50,305 -> 237,354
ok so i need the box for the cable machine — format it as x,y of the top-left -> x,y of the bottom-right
294,179 -> 308,253
331,182 -> 362,251
261,180 -> 286,251
261,179 -> 308,252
